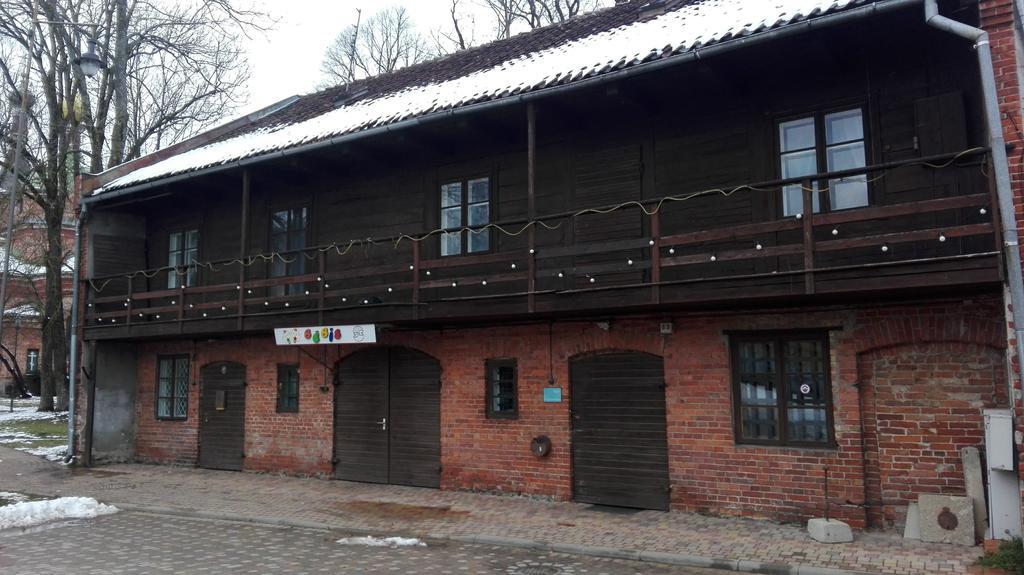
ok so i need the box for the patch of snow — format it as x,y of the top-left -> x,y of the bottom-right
0,430 -> 42,443
16,444 -> 66,461
0,497 -> 117,530
0,492 -> 29,504
0,405 -> 66,423
336,536 -> 427,548
98,0 -> 862,193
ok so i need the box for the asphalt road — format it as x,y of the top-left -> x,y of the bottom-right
0,511 -> 729,575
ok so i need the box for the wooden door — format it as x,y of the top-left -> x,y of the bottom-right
198,362 -> 246,471
570,352 -> 669,510
387,347 -> 441,488
334,347 -> 390,483
333,347 -> 441,488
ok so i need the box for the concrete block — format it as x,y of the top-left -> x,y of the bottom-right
962,446 -> 988,542
919,494 -> 975,545
807,518 -> 853,544
903,502 -> 921,540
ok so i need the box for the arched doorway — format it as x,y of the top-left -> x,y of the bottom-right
198,361 -> 246,471
334,347 -> 441,488
570,351 -> 669,510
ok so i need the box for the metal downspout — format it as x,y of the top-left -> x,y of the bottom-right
923,0 -> 1024,410
65,202 -> 87,464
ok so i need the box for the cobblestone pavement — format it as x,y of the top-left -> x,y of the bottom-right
0,447 -> 982,574
0,512 -> 724,575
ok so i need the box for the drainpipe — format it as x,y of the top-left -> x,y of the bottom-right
925,0 -> 1024,406
64,202 -> 87,464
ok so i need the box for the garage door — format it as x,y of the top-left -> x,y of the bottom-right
570,352 -> 669,510
334,347 -> 441,488
199,362 -> 246,471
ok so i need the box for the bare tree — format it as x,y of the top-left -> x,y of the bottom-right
432,0 -> 476,55
322,6 -> 433,85
0,0 -> 269,411
478,0 -> 608,37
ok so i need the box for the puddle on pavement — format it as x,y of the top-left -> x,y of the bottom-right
332,500 -> 470,520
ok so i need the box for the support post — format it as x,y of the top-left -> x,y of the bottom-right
802,179 -> 815,295
650,211 -> 661,303
238,170 -> 250,330
527,102 -> 537,313
412,241 -> 420,319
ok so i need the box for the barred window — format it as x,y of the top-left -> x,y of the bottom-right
277,364 -> 299,413
731,333 -> 833,446
485,358 -> 517,419
156,355 -> 190,420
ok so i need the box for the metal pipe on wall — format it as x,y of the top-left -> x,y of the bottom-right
65,200 -> 88,463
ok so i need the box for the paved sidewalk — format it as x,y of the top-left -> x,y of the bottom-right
0,447 -> 980,575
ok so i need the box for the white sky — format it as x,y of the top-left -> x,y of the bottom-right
242,1 -> 490,115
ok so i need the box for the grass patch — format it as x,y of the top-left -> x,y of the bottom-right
979,539 -> 1024,575
0,416 -> 67,453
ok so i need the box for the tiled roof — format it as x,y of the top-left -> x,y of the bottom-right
96,0 -> 878,194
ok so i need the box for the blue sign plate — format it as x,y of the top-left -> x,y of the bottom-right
543,387 -> 562,403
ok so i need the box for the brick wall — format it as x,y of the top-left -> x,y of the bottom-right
128,295 -> 1006,527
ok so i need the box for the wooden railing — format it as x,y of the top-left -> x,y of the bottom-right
84,149 -> 1001,333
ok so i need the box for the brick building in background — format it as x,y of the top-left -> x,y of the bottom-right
75,0 -> 1024,534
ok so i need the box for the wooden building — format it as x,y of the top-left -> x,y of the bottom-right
77,0 -> 1024,529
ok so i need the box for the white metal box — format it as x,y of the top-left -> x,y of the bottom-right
985,409 -> 1015,472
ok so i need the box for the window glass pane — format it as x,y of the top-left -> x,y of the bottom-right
787,407 -> 827,442
829,178 -> 869,211
168,232 -> 182,252
441,232 -> 461,257
741,406 -> 778,440
293,207 -> 308,231
441,183 -> 462,208
442,206 -> 462,229
489,363 -> 516,414
468,202 -> 489,226
174,397 -> 188,418
782,184 -> 821,217
157,398 -> 170,418
288,230 -> 306,250
781,149 -> 817,179
271,211 -> 289,234
780,117 -> 815,152
159,359 -> 172,381
825,109 -> 863,145
468,178 -> 489,204
826,142 -> 866,172
469,229 -> 489,253
185,230 -> 199,249
739,341 -> 775,374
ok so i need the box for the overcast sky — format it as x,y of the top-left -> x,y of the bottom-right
242,1 -> 490,115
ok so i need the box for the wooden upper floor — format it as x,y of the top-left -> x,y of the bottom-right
82,10 -> 1004,341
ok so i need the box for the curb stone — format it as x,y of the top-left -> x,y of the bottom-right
110,502 -> 878,575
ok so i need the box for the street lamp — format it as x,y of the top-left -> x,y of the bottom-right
73,38 -> 106,78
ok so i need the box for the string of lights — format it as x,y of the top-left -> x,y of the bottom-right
87,146 -> 987,297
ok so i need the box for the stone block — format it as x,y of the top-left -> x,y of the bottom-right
919,494 -> 975,545
962,446 -> 988,542
903,502 -> 921,540
807,518 -> 853,544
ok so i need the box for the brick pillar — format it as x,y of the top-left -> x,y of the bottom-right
980,0 -> 1024,536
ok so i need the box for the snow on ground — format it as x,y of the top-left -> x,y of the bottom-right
16,444 -> 66,462
0,403 -> 66,423
336,536 -> 427,548
0,492 -> 29,505
0,497 -> 117,530
0,431 -> 40,444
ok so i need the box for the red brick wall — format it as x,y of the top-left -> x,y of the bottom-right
861,342 -> 1007,527
128,296 -> 1006,526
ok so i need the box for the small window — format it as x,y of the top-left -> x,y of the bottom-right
485,358 -> 517,419
730,333 -> 832,446
167,229 -> 199,288
440,177 -> 490,256
778,108 -> 868,216
156,355 -> 190,420
270,206 -> 308,296
25,349 -> 38,375
277,364 -> 299,413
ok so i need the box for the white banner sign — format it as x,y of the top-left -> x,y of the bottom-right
274,325 -> 377,346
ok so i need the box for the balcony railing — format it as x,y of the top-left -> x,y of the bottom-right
84,148 -> 1001,336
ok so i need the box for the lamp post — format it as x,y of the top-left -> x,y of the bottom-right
0,0 -> 105,421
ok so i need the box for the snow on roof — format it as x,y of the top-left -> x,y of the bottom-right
97,0 -> 873,194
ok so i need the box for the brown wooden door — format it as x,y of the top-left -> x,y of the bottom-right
334,347 -> 440,488
198,362 -> 246,471
570,352 -> 669,510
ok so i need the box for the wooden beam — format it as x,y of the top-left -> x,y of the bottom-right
238,170 -> 250,330
527,102 -> 537,313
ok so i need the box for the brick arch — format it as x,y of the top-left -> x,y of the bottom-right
567,347 -> 664,363
857,341 -> 1007,528
853,314 -> 1005,356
